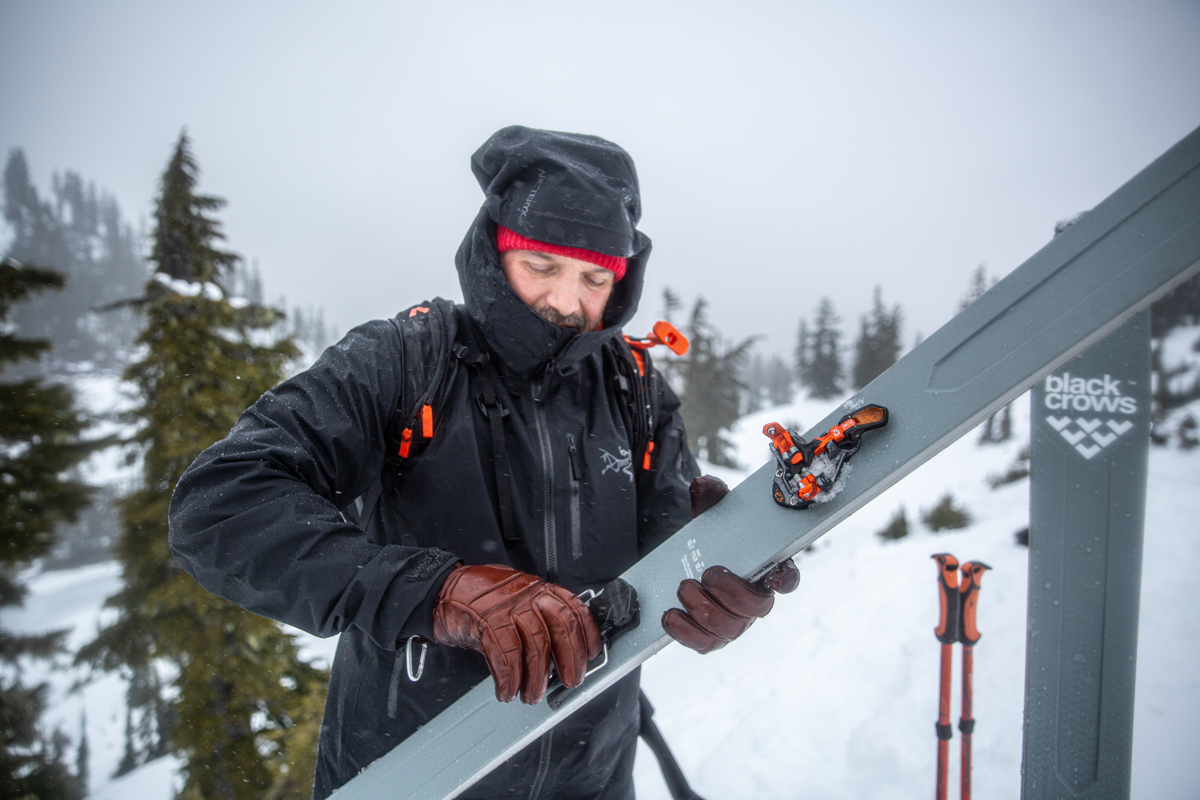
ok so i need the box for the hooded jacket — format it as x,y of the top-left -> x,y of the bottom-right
169,126 -> 699,800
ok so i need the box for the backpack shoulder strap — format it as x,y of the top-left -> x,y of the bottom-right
605,335 -> 657,472
383,298 -> 460,462
354,299 -> 459,535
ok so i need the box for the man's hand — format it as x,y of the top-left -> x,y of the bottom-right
432,564 -> 602,704
661,475 -> 801,654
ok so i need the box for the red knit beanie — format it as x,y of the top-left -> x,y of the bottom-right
496,225 -> 626,282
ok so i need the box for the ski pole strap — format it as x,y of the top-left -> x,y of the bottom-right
932,554 -> 961,644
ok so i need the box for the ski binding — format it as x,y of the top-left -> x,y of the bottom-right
763,405 -> 889,509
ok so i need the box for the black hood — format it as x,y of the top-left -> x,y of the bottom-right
456,126 -> 651,377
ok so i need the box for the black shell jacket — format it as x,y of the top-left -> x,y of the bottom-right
168,127 -> 700,800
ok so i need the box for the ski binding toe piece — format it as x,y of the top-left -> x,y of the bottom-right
763,405 -> 889,509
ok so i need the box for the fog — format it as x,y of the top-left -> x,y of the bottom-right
2,0 -> 1198,352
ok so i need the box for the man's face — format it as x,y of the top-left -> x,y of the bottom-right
500,250 -> 615,333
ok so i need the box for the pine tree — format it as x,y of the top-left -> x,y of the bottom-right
667,296 -> 756,467
794,319 -> 810,391
798,298 -> 843,399
661,287 -> 682,324
959,263 -> 991,312
0,258 -> 94,800
851,286 -> 903,390
3,149 -> 145,370
77,133 -> 324,799
764,354 -> 793,406
75,710 -> 89,791
744,353 -> 766,414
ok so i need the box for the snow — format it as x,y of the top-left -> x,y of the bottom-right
633,391 -> 1200,800
4,391 -> 1197,799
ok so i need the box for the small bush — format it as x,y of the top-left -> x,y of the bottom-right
987,443 -> 1030,489
877,507 -> 909,541
921,492 -> 973,532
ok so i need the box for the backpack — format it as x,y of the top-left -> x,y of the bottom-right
351,300 -> 688,541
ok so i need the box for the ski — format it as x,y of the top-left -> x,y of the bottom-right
328,125 -> 1200,800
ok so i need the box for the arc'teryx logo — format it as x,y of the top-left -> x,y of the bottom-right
1042,372 -> 1139,460
599,447 -> 633,482
518,169 -> 546,221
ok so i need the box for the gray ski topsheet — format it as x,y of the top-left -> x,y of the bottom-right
329,125 -> 1200,800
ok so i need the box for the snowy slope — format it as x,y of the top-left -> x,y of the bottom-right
633,391 -> 1200,800
5,391 -> 1197,799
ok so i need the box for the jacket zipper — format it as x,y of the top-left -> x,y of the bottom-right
532,363 -> 557,584
566,434 -> 582,560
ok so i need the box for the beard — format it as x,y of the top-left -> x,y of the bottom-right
534,304 -> 592,333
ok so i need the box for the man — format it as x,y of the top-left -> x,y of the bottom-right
169,126 -> 796,799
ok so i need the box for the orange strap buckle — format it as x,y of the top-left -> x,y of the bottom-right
421,404 -> 433,438
642,440 -> 655,470
398,427 -> 414,458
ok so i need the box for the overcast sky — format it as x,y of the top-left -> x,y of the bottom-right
2,1 -> 1198,356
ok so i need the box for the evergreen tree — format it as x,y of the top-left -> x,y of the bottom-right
765,354 -> 793,406
794,319 -> 811,391
666,296 -> 756,467
797,298 -> 843,399
75,710 -> 89,791
77,133 -> 324,799
959,263 -> 991,311
3,149 -> 145,371
661,286 -> 682,324
744,353 -> 766,414
0,258 -> 94,800
851,286 -> 902,390
1148,272 -> 1200,443
977,404 -> 1013,444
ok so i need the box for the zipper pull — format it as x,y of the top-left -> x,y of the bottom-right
533,358 -> 556,403
567,434 -> 582,480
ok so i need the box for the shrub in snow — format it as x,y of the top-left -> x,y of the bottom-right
876,507 -> 909,541
921,492 -> 973,532
987,443 -> 1031,489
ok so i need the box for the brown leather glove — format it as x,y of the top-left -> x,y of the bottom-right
661,475 -> 801,654
432,564 -> 602,704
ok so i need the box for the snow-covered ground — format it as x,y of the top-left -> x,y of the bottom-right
3,390 -> 1197,799
633,391 -> 1200,800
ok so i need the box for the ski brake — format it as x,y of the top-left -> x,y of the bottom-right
762,405 -> 889,509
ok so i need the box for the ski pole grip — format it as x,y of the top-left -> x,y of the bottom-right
957,561 -> 992,645
932,554 -> 960,644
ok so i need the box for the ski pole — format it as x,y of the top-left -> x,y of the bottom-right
931,554 -> 960,800
957,561 -> 991,800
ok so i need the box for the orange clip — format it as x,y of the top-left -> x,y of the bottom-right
798,474 -> 821,501
398,427 -> 413,458
649,321 -> 689,356
421,404 -> 433,438
408,306 -> 430,318
762,422 -> 796,459
642,440 -> 655,470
